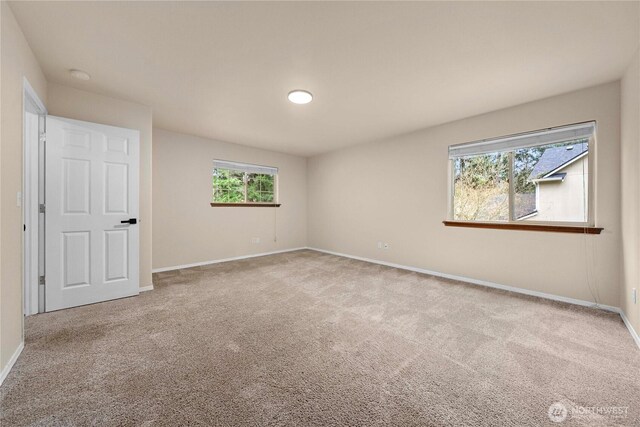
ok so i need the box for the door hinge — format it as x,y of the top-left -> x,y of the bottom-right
39,276 -> 45,286
39,132 -> 46,143
39,203 -> 45,213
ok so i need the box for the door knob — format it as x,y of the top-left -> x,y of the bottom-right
120,218 -> 137,224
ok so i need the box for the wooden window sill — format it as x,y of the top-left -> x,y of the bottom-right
443,221 -> 603,234
211,203 -> 281,207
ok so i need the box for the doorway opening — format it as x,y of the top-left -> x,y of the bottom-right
22,78 -> 47,317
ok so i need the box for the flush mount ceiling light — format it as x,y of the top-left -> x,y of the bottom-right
287,90 -> 313,104
69,69 -> 91,81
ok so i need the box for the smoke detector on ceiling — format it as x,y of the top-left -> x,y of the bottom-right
69,69 -> 91,81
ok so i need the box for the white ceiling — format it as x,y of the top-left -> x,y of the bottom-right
10,1 -> 640,156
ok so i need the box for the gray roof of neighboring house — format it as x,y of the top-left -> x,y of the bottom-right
528,142 -> 588,180
515,193 -> 536,220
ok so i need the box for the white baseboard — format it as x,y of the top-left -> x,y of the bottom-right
151,247 -> 308,273
307,247 -> 620,313
139,285 -> 154,292
0,341 -> 24,386
620,310 -> 640,350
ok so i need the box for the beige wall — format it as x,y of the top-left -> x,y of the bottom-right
532,157 -> 588,223
0,2 -> 48,371
152,128 -> 307,270
308,82 -> 621,306
46,83 -> 153,289
621,49 -> 640,335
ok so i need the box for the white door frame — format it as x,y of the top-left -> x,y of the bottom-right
22,77 -> 47,317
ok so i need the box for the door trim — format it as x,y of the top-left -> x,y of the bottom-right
22,77 -> 47,318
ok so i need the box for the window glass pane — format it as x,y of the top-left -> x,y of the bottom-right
246,173 -> 275,203
212,169 -> 244,202
453,153 -> 509,221
514,139 -> 588,222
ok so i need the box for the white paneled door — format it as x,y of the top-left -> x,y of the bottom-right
45,116 -> 140,311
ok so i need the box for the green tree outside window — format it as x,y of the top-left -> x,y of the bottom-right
213,168 -> 276,203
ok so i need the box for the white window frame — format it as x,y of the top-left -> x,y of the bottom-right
212,160 -> 279,205
447,121 -> 596,227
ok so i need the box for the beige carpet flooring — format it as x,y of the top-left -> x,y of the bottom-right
1,249 -> 639,426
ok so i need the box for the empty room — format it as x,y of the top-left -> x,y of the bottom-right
1,1 -> 640,425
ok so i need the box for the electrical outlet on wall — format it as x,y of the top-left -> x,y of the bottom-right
377,241 -> 383,249
251,237 -> 261,244
633,288 -> 637,304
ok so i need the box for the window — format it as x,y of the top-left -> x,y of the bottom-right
212,160 -> 279,206
448,122 -> 596,228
